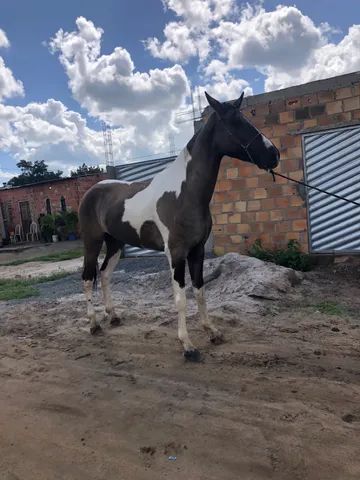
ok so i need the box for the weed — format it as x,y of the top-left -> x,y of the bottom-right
249,239 -> 311,272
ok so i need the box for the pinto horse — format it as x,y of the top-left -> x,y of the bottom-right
79,92 -> 280,361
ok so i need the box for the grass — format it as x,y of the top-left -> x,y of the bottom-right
2,248 -> 83,266
313,301 -> 347,316
0,272 -> 72,301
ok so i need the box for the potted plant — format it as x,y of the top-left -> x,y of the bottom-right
39,214 -> 55,243
64,211 -> 79,240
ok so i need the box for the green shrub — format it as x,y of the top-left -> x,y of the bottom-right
39,214 -> 55,242
249,239 -> 311,271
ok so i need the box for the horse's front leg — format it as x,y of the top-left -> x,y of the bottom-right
166,249 -> 200,361
187,243 -> 224,344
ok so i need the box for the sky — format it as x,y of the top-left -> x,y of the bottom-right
0,0 -> 359,183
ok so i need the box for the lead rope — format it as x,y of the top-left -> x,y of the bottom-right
269,170 -> 360,208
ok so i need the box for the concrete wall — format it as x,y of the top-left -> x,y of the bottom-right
209,72 -> 360,255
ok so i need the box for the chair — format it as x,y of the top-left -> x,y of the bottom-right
14,224 -> 24,242
26,221 -> 40,242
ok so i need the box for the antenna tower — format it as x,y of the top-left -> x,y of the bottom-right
101,121 -> 114,166
168,133 -> 176,156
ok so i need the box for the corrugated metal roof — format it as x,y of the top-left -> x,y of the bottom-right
304,125 -> 360,253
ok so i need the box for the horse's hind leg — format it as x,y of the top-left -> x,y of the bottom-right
187,243 -> 224,344
82,237 -> 103,334
100,234 -> 123,326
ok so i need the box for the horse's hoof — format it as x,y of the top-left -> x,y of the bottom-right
210,332 -> 224,345
90,324 -> 102,335
110,317 -> 121,327
184,349 -> 201,362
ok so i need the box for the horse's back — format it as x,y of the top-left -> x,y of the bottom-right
79,179 -> 150,239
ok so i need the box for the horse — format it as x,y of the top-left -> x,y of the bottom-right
79,91 -> 280,361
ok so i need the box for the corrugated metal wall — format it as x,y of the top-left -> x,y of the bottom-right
303,125 -> 360,253
116,155 -> 177,257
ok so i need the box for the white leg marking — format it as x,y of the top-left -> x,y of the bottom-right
194,286 -> 223,342
101,251 -> 121,322
173,280 -> 195,351
84,280 -> 98,332
165,248 -> 195,352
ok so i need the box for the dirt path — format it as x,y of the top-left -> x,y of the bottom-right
0,258 -> 360,480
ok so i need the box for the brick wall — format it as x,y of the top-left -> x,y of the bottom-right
210,73 -> 360,256
0,173 -> 107,235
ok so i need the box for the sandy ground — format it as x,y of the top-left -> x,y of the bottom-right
0,254 -> 359,480
0,257 -> 84,279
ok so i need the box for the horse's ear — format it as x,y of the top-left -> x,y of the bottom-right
233,92 -> 244,109
205,91 -> 226,117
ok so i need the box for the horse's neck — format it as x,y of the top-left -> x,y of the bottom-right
185,117 -> 222,206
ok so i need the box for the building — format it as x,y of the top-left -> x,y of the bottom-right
207,72 -> 360,256
0,172 -> 107,241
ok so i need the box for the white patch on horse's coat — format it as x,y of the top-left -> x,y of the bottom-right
99,179 -> 131,185
122,148 -> 192,241
262,135 -> 273,150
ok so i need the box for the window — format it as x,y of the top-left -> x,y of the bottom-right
60,196 -> 66,212
46,198 -> 51,215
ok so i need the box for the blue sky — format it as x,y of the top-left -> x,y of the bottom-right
0,0 -> 359,183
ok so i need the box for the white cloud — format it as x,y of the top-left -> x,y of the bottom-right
0,29 -> 10,48
0,99 -> 137,173
265,24 -> 360,91
0,167 -> 14,185
146,0 -> 236,63
49,17 -> 189,122
215,5 -> 325,71
0,30 -> 24,101
146,22 -> 199,63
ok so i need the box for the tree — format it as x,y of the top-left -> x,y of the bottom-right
70,163 -> 103,177
7,160 -> 63,186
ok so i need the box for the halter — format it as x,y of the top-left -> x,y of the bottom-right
218,117 -> 262,165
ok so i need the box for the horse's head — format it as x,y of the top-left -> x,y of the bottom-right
205,92 -> 280,170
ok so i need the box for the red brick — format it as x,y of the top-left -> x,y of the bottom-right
293,219 -> 307,231
279,111 -> 294,124
318,90 -> 334,102
353,84 -> 360,96
326,101 -> 343,114
248,200 -> 261,211
273,124 -> 288,136
253,188 -> 267,199
216,214 -> 228,225
303,118 -> 318,128
301,94 -> 318,106
290,196 -> 305,207
256,211 -> 269,222
335,87 -> 352,99
275,197 -> 291,208
225,224 -> 238,234
230,235 -> 243,244
287,146 -> 303,158
235,201 -> 247,212
222,202 -> 234,213
215,180 -> 232,192
245,177 -> 259,188
229,213 -> 241,224
343,96 -> 360,111
226,167 -> 239,179
270,210 -> 284,221
237,224 -> 251,234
